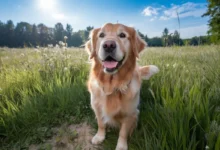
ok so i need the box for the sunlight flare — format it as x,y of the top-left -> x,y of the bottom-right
38,0 -> 56,11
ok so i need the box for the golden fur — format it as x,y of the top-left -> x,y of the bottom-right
85,23 -> 159,150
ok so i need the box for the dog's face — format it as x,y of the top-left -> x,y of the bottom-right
86,23 -> 146,74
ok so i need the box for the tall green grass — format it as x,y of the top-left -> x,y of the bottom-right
0,46 -> 219,149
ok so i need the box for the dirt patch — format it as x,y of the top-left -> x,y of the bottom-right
29,122 -> 100,150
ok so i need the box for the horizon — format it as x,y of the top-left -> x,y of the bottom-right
0,0 -> 209,38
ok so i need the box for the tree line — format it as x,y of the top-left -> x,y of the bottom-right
138,28 -> 211,47
0,20 -> 212,48
0,20 -> 93,48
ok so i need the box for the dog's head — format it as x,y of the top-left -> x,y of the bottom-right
86,23 -> 146,74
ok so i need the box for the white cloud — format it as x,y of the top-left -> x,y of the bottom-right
161,2 -> 206,20
142,6 -> 158,16
142,2 -> 207,21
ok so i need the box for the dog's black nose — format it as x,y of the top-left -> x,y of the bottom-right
103,40 -> 116,53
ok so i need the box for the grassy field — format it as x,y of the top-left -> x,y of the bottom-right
0,46 -> 219,150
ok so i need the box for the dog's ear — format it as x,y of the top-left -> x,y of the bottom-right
131,29 -> 147,58
85,28 -> 100,59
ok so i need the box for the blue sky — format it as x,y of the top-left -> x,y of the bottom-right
0,0 -> 209,38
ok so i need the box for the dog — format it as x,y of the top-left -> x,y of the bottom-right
85,23 -> 159,150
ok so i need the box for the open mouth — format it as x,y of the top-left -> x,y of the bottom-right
102,56 -> 124,73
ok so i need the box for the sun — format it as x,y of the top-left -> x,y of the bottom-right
38,0 -> 56,11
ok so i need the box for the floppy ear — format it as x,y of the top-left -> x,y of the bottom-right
132,30 -> 147,58
85,28 -> 100,59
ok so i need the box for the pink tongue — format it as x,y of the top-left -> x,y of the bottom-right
103,61 -> 118,69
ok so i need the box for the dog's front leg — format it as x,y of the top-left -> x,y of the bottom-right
116,112 -> 138,150
91,104 -> 106,145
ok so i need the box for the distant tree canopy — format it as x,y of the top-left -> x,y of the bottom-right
0,20 -> 94,48
0,20 -> 211,48
137,28 -> 204,47
203,0 -> 220,44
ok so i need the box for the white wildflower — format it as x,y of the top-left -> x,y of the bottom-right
173,63 -> 177,68
20,53 -> 25,57
64,67 -> 68,71
36,46 -> 40,49
205,145 -> 209,149
64,36 -> 68,40
59,41 -> 64,46
48,44 -> 53,48
55,44 -> 59,48
34,49 -> 41,53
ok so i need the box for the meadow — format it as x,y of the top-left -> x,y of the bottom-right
0,46 -> 219,150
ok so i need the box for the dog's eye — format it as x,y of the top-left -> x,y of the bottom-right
119,33 -> 126,38
99,33 -> 105,38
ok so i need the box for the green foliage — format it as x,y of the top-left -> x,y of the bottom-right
138,29 -> 207,47
54,23 -> 65,42
0,20 -> 92,48
0,20 -> 212,48
103,46 -> 220,150
0,46 -> 219,149
0,48 -> 92,148
203,0 -> 220,44
148,37 -> 163,47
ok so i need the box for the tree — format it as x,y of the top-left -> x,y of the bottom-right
37,23 -> 50,46
65,24 -> 73,46
85,26 -> 94,41
78,26 -> 94,43
173,30 -> 180,45
71,32 -> 83,47
202,0 -> 220,43
190,37 -> 199,46
0,21 -> 6,47
137,30 -> 145,39
54,23 -> 64,42
144,35 -> 149,43
5,20 -> 15,47
15,22 -> 32,47
148,37 -> 163,47
31,24 -> 39,46
162,28 -> 169,46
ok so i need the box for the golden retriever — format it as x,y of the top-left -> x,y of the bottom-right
85,23 -> 159,150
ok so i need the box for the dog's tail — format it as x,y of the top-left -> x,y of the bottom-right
139,65 -> 159,80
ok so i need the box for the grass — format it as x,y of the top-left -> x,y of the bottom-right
0,46 -> 219,150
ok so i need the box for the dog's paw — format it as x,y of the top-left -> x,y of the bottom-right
115,138 -> 128,150
115,142 -> 128,150
91,134 -> 105,145
142,65 -> 159,80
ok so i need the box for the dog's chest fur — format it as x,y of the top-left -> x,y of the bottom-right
89,69 -> 141,125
